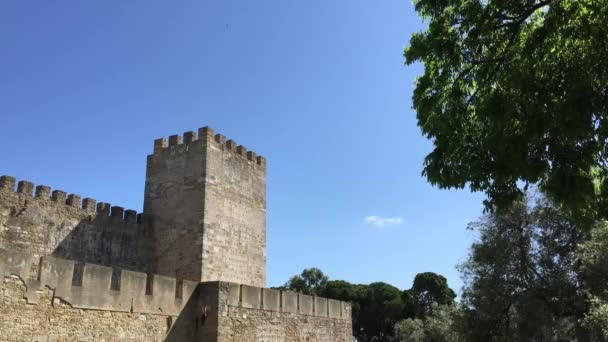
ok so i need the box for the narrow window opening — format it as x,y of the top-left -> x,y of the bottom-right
175,280 -> 183,300
145,273 -> 154,295
110,268 -> 121,291
72,263 -> 84,287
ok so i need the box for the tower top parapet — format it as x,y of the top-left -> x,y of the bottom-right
151,126 -> 266,168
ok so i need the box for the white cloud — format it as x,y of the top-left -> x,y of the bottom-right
364,216 -> 404,228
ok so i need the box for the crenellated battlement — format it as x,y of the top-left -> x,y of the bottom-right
0,247 -> 351,321
0,175 -> 144,224
213,282 -> 352,320
0,248 -> 196,316
150,126 -> 266,168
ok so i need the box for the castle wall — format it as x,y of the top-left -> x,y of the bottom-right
0,177 -> 150,275
0,248 -> 200,341
201,131 -> 266,287
199,282 -> 353,342
0,248 -> 353,342
217,306 -> 353,342
1,277 -> 172,342
0,125 -> 353,341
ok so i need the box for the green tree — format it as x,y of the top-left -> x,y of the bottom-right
358,282 -> 405,341
410,272 -> 456,316
394,304 -> 464,342
280,268 -> 458,341
579,221 -> 608,339
405,0 -> 608,213
579,221 -> 608,297
459,196 -> 583,340
281,267 -> 328,295
395,318 -> 426,342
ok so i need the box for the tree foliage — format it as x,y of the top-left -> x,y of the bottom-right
394,304 -> 464,342
280,268 -> 457,341
405,0 -> 608,213
280,267 -> 328,295
458,196 -> 585,340
579,221 -> 608,339
411,272 -> 456,315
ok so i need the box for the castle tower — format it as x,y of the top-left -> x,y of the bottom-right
143,127 -> 266,287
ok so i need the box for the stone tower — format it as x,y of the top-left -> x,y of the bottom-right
143,127 -> 266,287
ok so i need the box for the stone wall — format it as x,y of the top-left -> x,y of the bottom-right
0,248 -> 353,342
0,248 -> 200,341
198,282 -> 353,342
201,130 -> 266,287
0,125 -> 353,341
0,177 -> 150,276
218,307 -> 353,342
1,277 -> 172,342
143,130 -> 208,282
143,127 -> 266,287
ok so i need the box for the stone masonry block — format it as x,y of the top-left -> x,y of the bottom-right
51,190 -> 67,203
225,140 -> 237,151
183,131 -> 196,143
154,138 -> 167,153
82,198 -> 96,212
121,270 -> 147,309
198,126 -> 214,140
74,264 -> 131,312
0,175 -> 15,191
299,294 -> 313,315
124,210 -> 137,223
17,181 -> 34,195
256,156 -> 266,167
38,256 -> 75,300
328,299 -> 342,319
236,145 -> 247,156
281,291 -> 298,314
314,296 -> 328,317
66,194 -> 81,207
168,134 -> 182,146
342,301 -> 353,319
241,284 -> 261,309
224,282 -> 241,307
111,206 -> 124,219
35,185 -> 50,199
97,202 -> 111,216
214,134 -> 226,144
262,288 -> 280,312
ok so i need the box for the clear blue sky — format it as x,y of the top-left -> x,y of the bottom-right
0,1 -> 484,293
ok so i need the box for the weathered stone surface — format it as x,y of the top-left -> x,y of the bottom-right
262,287 -> 280,311
1,277 -> 173,341
0,187 -> 149,275
143,129 -> 266,286
281,290 -> 298,314
217,306 -> 352,342
315,296 -> 328,317
300,294 -> 314,316
241,284 -> 261,309
206,282 -> 352,342
328,298 -> 342,318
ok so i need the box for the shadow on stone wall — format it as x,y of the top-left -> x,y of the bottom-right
165,283 -> 218,342
164,284 -> 198,342
48,216 -> 210,341
51,215 -> 152,285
